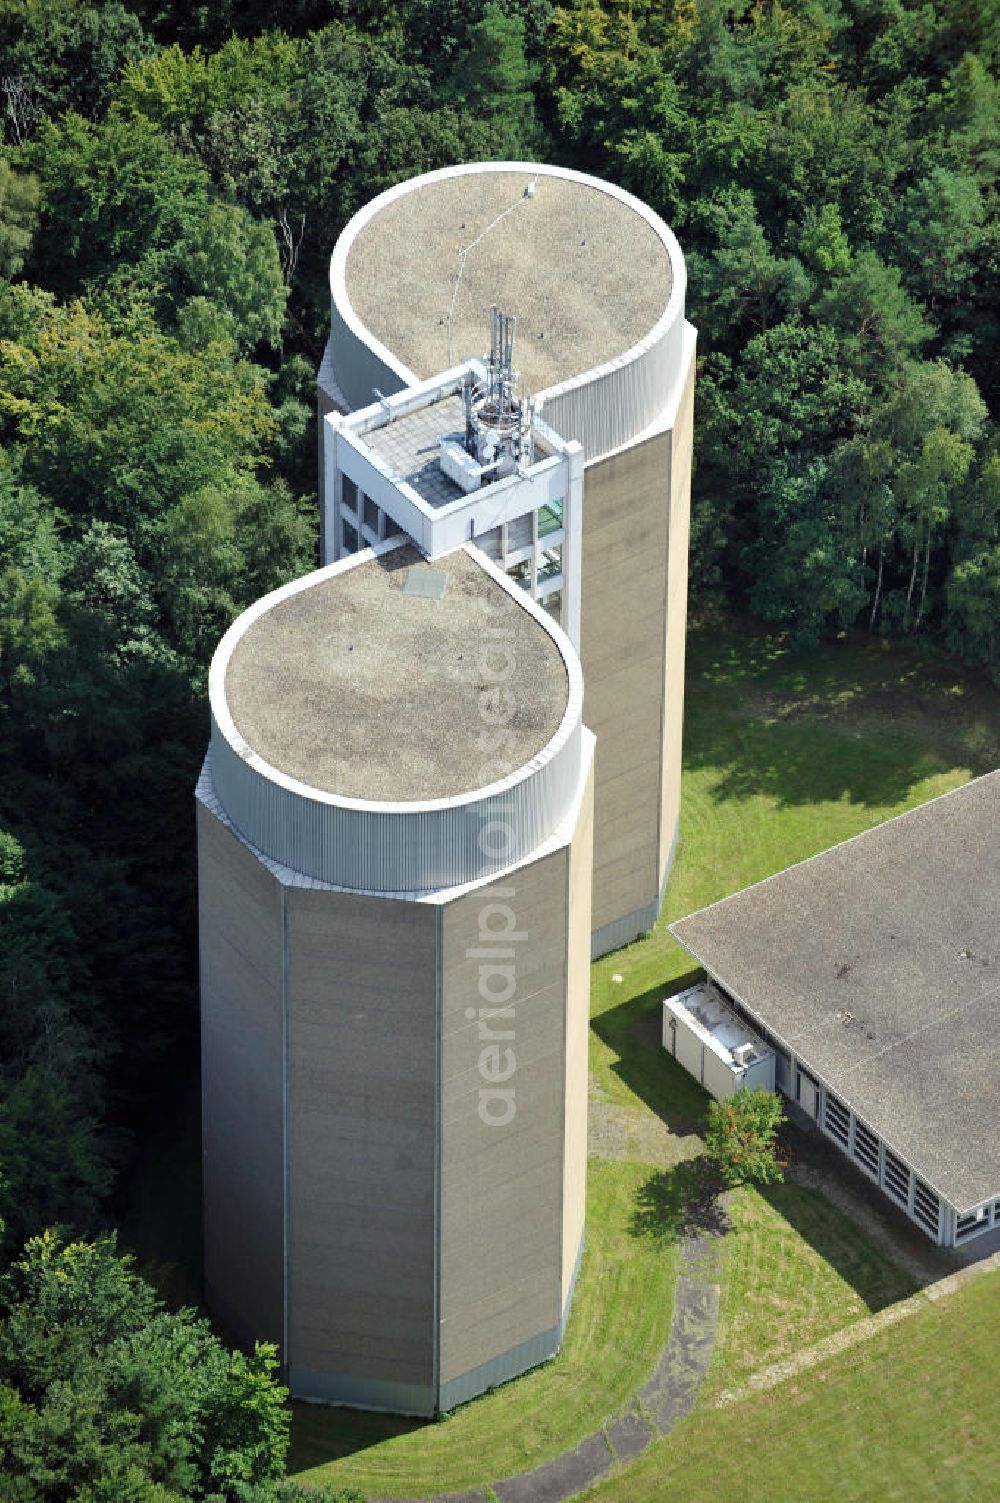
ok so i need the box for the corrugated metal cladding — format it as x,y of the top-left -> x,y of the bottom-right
540,313 -> 685,462
209,718 -> 584,894
329,295 -> 407,412
438,1324 -> 561,1414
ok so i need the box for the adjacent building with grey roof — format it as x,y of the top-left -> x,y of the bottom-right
670,772 -> 1000,1247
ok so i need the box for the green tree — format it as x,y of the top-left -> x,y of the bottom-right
765,80 -> 904,241
172,200 -> 286,351
542,5 -> 693,218
704,1089 -> 785,1188
0,1 -> 152,140
0,566 -> 62,690
0,285 -> 274,574
0,1071 -> 111,1262
23,113 -> 286,349
0,864 -> 111,1261
872,359 -> 987,632
924,52 -> 1000,185
893,166 -> 985,315
945,451 -> 1000,676
0,1233 -> 290,1499
749,458 -> 869,645
814,249 -> 930,386
796,202 -> 852,281
692,191 -> 811,343
0,462 -> 64,693
449,3 -> 542,156
116,32 -> 313,223
0,156 -> 39,278
116,33 -> 304,136
700,323 -> 866,511
63,522 -> 165,670
23,113 -> 206,299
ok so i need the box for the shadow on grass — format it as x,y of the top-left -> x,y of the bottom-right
756,1178 -> 918,1310
629,1161 -> 730,1246
287,1404 -> 430,1474
683,618 -> 1000,811
590,976 -> 709,1133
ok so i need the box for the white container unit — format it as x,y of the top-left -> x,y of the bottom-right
662,984 -> 775,1101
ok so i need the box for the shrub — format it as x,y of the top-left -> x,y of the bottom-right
704,1089 -> 785,1188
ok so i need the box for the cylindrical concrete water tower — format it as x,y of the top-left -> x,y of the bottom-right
198,541 -> 594,1413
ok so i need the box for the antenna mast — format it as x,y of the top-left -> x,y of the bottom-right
462,304 -> 534,479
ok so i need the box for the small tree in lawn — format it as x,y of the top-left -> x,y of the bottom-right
704,1089 -> 785,1188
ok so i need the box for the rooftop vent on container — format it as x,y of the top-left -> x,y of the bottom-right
439,304 -> 534,494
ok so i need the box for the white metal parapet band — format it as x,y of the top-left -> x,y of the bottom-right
327,161 -> 687,462
208,540 -> 586,893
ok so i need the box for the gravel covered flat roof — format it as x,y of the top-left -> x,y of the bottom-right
344,169 -> 671,393
670,772 -> 1000,1210
224,546 -> 569,802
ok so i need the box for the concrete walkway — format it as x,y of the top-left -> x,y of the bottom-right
375,1233 -> 720,1503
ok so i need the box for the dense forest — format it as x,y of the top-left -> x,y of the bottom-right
0,0 -> 996,1495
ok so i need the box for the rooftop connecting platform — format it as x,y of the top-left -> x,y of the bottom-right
330,367 -> 582,569
362,394 -> 467,509
671,772 -> 1000,1215
361,392 -> 561,511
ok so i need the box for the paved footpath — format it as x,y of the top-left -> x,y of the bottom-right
374,1232 -> 720,1503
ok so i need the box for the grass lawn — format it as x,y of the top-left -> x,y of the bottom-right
288,1158 -> 680,1496
586,1264 -> 1000,1502
704,1182 -> 918,1398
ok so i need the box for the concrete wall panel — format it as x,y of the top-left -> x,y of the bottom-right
580,431 -> 671,943
659,348 -> 695,883
562,756 -> 594,1305
438,853 -> 570,1385
285,887 -> 437,1391
199,729 -> 598,1411
198,801 -> 285,1349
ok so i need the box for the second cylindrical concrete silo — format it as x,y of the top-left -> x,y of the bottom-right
319,162 -> 696,957
198,540 -> 593,1413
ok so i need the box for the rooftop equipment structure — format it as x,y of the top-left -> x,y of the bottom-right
466,304 -> 535,474
439,304 -> 535,494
